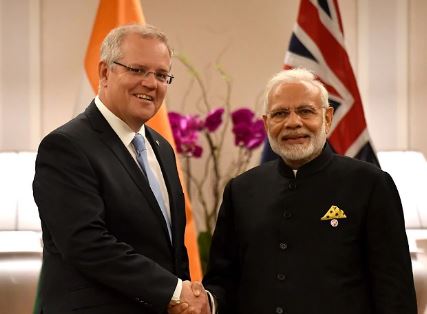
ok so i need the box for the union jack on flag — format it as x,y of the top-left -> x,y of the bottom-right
262,0 -> 379,166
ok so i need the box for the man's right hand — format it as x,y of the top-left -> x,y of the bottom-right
167,281 -> 211,314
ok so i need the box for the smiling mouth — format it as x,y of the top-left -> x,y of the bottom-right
281,134 -> 309,143
135,94 -> 154,101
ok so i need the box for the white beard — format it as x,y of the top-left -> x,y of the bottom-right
269,118 -> 328,167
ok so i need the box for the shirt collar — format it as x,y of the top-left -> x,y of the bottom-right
95,96 -> 145,146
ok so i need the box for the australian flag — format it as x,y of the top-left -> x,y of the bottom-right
262,0 -> 380,166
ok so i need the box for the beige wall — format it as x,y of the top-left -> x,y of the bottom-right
41,0 -> 99,135
409,0 -> 427,154
0,0 -> 425,163
1,0 -> 425,153
39,0 -> 301,136
2,0 -> 426,229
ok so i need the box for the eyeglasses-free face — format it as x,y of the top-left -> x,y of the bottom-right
112,61 -> 174,84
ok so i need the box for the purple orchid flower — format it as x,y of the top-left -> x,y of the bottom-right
231,108 -> 266,150
168,112 -> 204,158
204,108 -> 225,132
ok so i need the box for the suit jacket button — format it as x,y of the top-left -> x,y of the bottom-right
279,242 -> 288,250
288,181 -> 296,190
283,210 -> 292,219
275,306 -> 284,314
277,273 -> 286,281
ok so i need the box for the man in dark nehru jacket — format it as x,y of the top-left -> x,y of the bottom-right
202,68 -> 418,314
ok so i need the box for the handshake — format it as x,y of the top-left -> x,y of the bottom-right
168,280 -> 212,314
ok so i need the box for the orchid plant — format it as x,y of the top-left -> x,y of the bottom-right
169,54 -> 266,270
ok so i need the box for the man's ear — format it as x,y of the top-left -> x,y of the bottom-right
262,114 -> 269,132
98,61 -> 109,87
324,106 -> 334,134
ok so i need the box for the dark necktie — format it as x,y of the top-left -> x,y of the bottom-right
132,133 -> 172,241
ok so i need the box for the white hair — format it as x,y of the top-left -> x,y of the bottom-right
100,24 -> 172,66
262,68 -> 329,113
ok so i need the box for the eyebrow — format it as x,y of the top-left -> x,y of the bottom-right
126,63 -> 170,73
272,103 -> 317,110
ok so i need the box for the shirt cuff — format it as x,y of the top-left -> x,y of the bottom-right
207,290 -> 217,313
171,278 -> 182,302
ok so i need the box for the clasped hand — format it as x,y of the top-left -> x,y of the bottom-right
168,280 -> 211,314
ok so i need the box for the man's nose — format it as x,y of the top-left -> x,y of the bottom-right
284,111 -> 302,128
140,72 -> 157,87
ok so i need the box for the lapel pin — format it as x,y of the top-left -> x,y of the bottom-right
320,205 -> 347,227
155,140 -> 160,146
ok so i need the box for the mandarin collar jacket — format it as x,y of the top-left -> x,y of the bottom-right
204,144 -> 417,314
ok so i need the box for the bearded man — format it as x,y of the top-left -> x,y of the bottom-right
202,68 -> 417,314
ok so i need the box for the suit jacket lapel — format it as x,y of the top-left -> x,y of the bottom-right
84,102 -> 173,245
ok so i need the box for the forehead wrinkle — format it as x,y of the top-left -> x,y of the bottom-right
269,84 -> 322,112
119,37 -> 171,71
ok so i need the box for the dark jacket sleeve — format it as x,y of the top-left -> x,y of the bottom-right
365,171 -> 417,313
203,181 -> 239,313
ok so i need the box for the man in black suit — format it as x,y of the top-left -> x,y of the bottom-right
33,24 -> 208,314
202,68 -> 418,313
